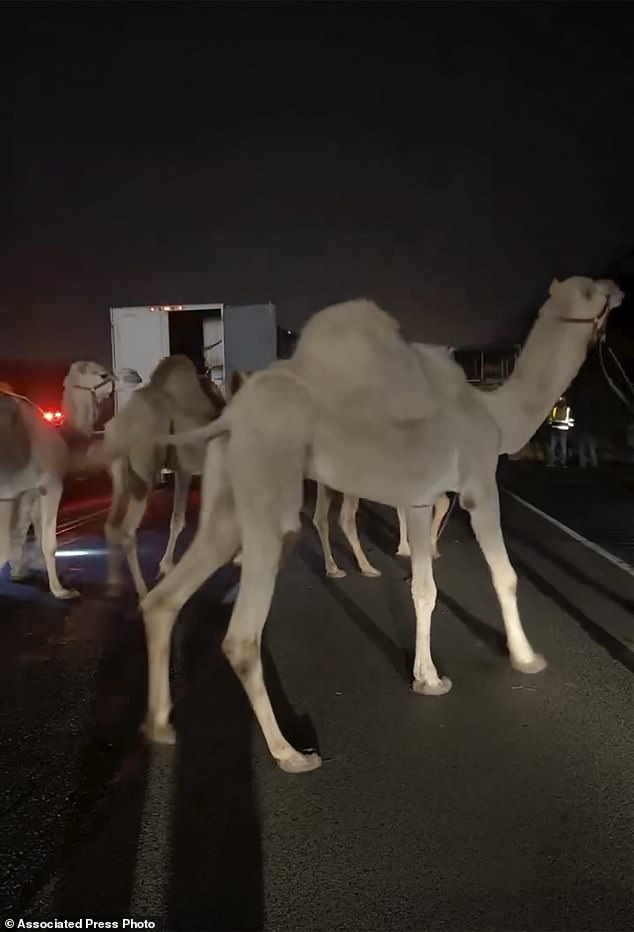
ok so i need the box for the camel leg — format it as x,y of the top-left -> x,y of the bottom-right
312,483 -> 345,578
465,485 -> 546,674
339,495 -> 381,577
40,482 -> 79,599
9,489 -> 44,578
141,440 -> 240,743
157,467 -> 191,578
31,490 -> 44,569
408,505 -> 452,696
223,530 -> 321,773
118,495 -> 150,599
430,493 -> 451,560
9,491 -> 32,579
105,459 -> 130,596
0,500 -> 12,570
225,383 -> 321,772
104,457 -> 149,598
396,507 -> 410,557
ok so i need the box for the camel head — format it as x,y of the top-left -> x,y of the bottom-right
545,276 -> 624,345
62,361 -> 116,437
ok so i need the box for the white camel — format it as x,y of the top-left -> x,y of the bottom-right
0,393 -> 75,597
0,393 -> 105,599
11,357 -> 224,598
140,276 -> 623,773
312,345 -> 458,574
0,362 -> 117,597
96,355 -> 225,598
312,485 -> 451,577
230,370 -> 451,578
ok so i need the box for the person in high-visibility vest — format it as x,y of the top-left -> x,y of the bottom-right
547,395 -> 575,466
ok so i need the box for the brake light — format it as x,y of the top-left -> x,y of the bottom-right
42,410 -> 64,425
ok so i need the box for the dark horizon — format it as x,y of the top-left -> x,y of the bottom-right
3,2 -> 634,362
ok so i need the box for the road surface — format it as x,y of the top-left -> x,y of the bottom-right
1,478 -> 632,931
499,459 -> 634,569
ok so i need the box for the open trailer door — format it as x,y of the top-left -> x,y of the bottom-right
222,303 -> 277,392
110,306 -> 169,410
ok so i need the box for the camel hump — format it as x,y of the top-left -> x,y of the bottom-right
290,299 -> 467,421
149,355 -> 219,418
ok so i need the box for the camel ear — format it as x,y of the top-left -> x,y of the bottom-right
230,370 -> 243,397
63,362 -> 80,388
548,278 -> 560,296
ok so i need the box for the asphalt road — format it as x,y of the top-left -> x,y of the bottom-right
1,481 -> 632,931
499,460 -> 634,569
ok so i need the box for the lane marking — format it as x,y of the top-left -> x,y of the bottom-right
502,488 -> 634,578
58,506 -> 111,535
57,485 -> 168,536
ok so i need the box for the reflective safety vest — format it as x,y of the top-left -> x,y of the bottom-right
548,403 -> 574,430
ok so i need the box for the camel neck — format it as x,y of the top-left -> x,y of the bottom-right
478,310 -> 591,455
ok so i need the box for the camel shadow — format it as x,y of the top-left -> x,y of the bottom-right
506,548 -> 634,673
435,588 -> 508,657
167,582 -> 264,930
505,518 -> 634,615
361,503 -> 507,657
37,564 -> 270,929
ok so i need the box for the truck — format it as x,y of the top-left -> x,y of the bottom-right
109,301 -> 277,411
453,344 -> 521,389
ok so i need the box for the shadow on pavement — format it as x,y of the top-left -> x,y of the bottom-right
504,516 -> 634,615
298,525 -> 413,685
167,570 -> 264,931
361,504 -> 507,664
507,548 -> 634,673
51,599 -> 150,918
11,560 -> 269,930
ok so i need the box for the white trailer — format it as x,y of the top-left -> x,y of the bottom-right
109,301 -> 277,411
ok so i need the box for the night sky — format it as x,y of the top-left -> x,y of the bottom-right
3,2 -> 634,362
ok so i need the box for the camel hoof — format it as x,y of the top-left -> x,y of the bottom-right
512,654 -> 547,675
141,719 -> 177,745
10,570 -> 29,582
53,587 -> 80,600
361,566 -> 382,578
277,750 -> 322,774
326,567 -> 346,579
412,675 -> 453,696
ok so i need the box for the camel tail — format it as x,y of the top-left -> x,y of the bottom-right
156,411 -> 231,447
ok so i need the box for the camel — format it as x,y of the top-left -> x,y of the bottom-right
312,345 -> 457,573
139,276 -> 624,773
0,392 -> 73,597
312,485 -> 451,576
5,358 -> 223,599
97,355 -> 226,597
230,370 -> 452,578
0,362 -> 119,597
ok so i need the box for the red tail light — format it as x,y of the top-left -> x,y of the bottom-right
42,409 -> 65,426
